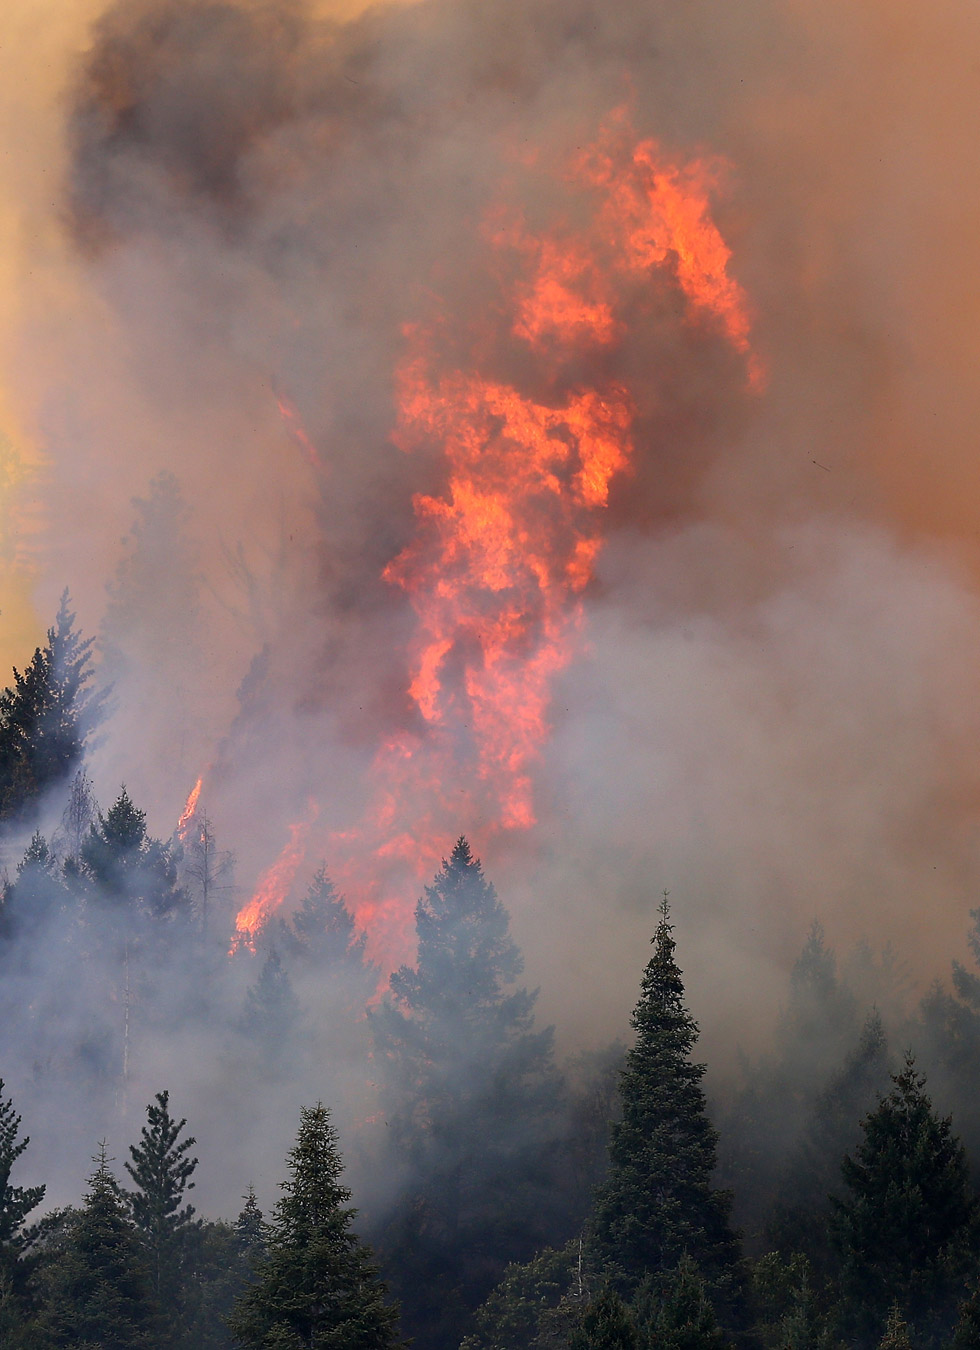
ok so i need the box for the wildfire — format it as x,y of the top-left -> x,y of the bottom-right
176,776 -> 203,843
233,110 -> 758,962
233,800 -> 320,951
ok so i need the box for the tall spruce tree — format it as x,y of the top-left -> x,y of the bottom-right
588,897 -> 743,1319
230,1103 -> 400,1349
125,1090 -> 200,1342
0,592 -> 104,825
37,1144 -> 154,1348
0,1080 -> 44,1339
370,837 -> 563,1349
831,1053 -> 979,1347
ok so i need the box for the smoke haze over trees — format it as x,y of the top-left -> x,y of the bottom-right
3,0 -> 980,1343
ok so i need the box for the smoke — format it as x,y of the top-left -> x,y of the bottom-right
0,0 -> 980,1214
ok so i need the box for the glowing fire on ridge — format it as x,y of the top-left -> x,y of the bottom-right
233,800 -> 320,951
176,776 -> 203,843
233,109 -> 758,963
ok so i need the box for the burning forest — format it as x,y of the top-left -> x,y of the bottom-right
3,0 -> 980,1345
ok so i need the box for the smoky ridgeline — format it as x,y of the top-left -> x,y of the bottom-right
4,605 -> 980,1349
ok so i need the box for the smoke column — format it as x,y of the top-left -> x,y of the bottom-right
1,0 -> 980,1194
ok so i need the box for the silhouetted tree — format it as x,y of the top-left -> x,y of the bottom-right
0,592 -> 104,825
37,1145 -> 154,1348
831,1054 -> 979,1347
230,1103 -> 400,1348
589,896 -> 743,1325
125,1090 -> 200,1340
371,838 -> 563,1349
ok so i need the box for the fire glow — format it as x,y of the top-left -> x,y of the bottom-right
233,111 -> 757,961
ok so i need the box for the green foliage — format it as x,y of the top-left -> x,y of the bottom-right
767,1011 -> 892,1274
877,1306 -> 913,1350
634,1255 -> 729,1350
951,1283 -> 980,1350
82,787 -> 188,921
750,1252 -> 834,1350
831,1054 -> 978,1346
125,1089 -> 200,1337
0,1080 -> 45,1252
460,1241 -> 581,1350
568,1288 -> 638,1349
370,838 -> 563,1349
235,1186 -> 267,1270
36,1146 -> 154,1348
0,592 -> 104,825
588,897 -> 742,1320
241,948 -> 301,1064
230,1103 -> 400,1349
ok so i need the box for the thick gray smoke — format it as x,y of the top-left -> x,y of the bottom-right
1,0 -> 980,1216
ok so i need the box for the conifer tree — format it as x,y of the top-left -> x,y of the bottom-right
877,1306 -> 913,1350
634,1255 -> 728,1350
283,865 -> 367,970
38,1144 -> 154,1348
370,838 -> 563,1348
83,787 -> 188,921
952,1283 -> 980,1350
230,1103 -> 400,1349
235,1186 -> 266,1270
125,1090 -> 200,1325
831,1053 -> 978,1346
241,947 -> 300,1066
588,896 -> 742,1318
0,1080 -> 44,1338
568,1288 -> 638,1350
0,592 -> 104,824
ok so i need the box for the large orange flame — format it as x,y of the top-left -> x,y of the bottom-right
233,110 -> 758,963
176,775 -> 203,844
233,799 -> 320,951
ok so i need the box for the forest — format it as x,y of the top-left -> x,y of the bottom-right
0,599 -> 978,1350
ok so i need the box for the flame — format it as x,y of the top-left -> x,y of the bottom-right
233,799 -> 320,951
176,775 -> 203,843
272,383 -> 325,472
233,109 -> 758,962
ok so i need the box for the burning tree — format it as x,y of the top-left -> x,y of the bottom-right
370,838 -> 564,1349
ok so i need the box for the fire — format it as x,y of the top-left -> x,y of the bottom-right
233,109 -> 758,962
272,382 -> 324,472
233,800 -> 320,951
176,775 -> 203,843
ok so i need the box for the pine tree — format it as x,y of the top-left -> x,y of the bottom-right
370,838 -> 563,1349
878,1306 -> 913,1350
125,1090 -> 200,1332
241,947 -> 301,1067
235,1186 -> 266,1270
831,1053 -> 978,1346
283,865 -> 367,970
588,896 -> 742,1318
952,1283 -> 980,1350
0,592 -> 104,824
0,1081 -> 44,1339
37,1144 -> 154,1347
768,1010 -> 891,1273
83,787 -> 188,921
229,1103 -> 400,1349
568,1288 -> 638,1349
634,1255 -> 728,1350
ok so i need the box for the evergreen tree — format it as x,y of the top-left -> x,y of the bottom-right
460,1241 -> 581,1350
568,1288 -> 638,1350
831,1054 -> 978,1346
588,896 -> 742,1319
124,1090 -> 200,1337
877,1306 -> 913,1350
229,1103 -> 400,1349
952,1283 -> 980,1350
2,832 -> 72,939
634,1256 -> 728,1350
235,1186 -> 267,1270
283,865 -> 367,971
767,1010 -> 892,1273
0,593 -> 104,824
37,1145 -> 154,1348
0,1081 -> 44,1339
241,947 -> 300,1066
370,838 -> 563,1349
82,787 -> 188,921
